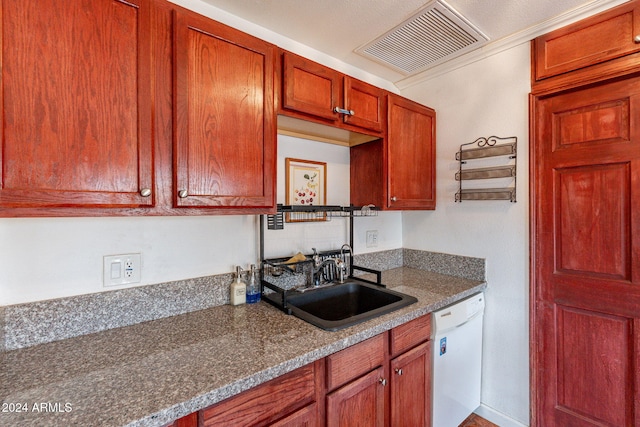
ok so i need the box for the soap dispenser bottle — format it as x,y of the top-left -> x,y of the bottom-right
246,264 -> 261,304
230,266 -> 246,305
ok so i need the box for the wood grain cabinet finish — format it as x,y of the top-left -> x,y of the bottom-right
280,52 -> 385,134
326,367 -> 386,427
201,362 -> 318,427
390,342 -> 431,427
351,94 -> 436,210
173,9 -> 276,209
533,0 -> 640,81
0,0 -> 154,212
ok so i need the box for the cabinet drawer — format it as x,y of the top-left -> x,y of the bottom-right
202,363 -> 316,426
390,314 -> 431,356
325,334 -> 385,391
533,0 -> 640,80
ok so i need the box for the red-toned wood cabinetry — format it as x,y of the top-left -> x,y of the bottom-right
202,361 -> 320,426
280,51 -> 385,134
325,314 -> 432,426
351,94 -> 436,210
0,0 -> 154,212
173,9 -> 276,209
169,313 -> 432,426
0,0 -> 276,217
531,2 -> 640,425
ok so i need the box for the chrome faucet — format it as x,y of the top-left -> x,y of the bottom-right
311,248 -> 347,287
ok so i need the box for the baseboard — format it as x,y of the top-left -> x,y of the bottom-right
474,404 -> 529,427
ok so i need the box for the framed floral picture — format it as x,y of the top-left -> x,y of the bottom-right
285,158 -> 327,222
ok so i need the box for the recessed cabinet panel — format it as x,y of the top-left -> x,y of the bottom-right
555,306 -> 634,426
0,0 -> 154,209
173,11 -> 275,208
387,95 -> 436,210
282,52 -> 341,122
534,0 -> 640,80
343,77 -> 384,132
556,163 -> 631,279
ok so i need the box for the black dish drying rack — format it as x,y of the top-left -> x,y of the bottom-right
259,204 -> 382,314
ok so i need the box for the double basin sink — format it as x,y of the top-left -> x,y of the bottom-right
284,279 -> 418,331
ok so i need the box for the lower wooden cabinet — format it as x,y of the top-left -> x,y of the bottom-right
327,367 -> 386,427
390,342 -> 431,427
171,314 -> 432,427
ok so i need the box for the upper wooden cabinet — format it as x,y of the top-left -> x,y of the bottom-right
533,0 -> 640,83
0,0 -> 154,212
351,94 -> 436,210
173,10 -> 276,209
280,52 -> 385,134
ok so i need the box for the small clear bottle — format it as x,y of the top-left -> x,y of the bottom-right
230,266 -> 246,305
246,264 -> 261,304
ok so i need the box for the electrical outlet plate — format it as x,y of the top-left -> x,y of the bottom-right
366,230 -> 379,248
103,253 -> 141,287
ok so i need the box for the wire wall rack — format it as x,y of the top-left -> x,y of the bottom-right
455,136 -> 517,202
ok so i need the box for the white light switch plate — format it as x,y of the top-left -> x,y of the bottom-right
366,230 -> 379,248
103,253 -> 141,287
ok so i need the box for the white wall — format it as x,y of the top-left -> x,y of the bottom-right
0,134 -> 402,306
402,44 -> 531,425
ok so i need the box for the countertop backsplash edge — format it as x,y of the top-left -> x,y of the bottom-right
2,248 -> 485,351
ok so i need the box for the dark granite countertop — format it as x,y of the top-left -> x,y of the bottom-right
0,267 -> 485,427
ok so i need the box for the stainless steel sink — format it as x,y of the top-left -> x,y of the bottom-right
285,280 -> 418,331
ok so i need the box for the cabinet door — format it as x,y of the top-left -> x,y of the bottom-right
343,77 -> 385,133
173,11 -> 276,209
281,52 -> 341,122
533,0 -> 640,80
0,0 -> 154,210
390,342 -> 431,427
326,367 -> 385,427
202,363 -> 316,426
269,403 -> 317,427
387,94 -> 436,210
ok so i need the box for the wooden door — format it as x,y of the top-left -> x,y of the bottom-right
173,10 -> 275,209
390,342 -> 431,427
326,367 -> 385,427
387,94 -> 436,210
531,76 -> 640,426
343,76 -> 385,132
0,0 -> 154,211
281,52 -> 342,122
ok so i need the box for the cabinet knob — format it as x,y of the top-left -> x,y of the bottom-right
139,188 -> 152,197
379,378 -> 387,386
635,35 -> 640,43
178,190 -> 188,198
390,196 -> 397,202
395,368 -> 403,376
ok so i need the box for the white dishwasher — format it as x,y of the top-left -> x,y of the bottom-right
432,292 -> 485,427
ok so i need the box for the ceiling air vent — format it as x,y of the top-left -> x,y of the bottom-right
356,0 -> 488,75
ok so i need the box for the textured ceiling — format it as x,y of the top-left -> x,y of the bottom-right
198,0 -> 624,84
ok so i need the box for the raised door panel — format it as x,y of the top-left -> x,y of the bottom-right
281,52 -> 341,122
534,0 -> 640,80
268,403 -> 317,427
553,306 -> 636,426
387,94 -> 436,210
325,334 -> 385,391
343,77 -> 385,133
173,11 -> 275,209
390,313 -> 431,356
202,363 -> 316,427
0,0 -> 154,211
390,342 -> 431,427
326,367 -> 385,427
532,75 -> 640,426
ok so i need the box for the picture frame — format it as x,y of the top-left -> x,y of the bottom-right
285,158 -> 327,222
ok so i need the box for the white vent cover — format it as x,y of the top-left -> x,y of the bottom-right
356,0 -> 488,75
